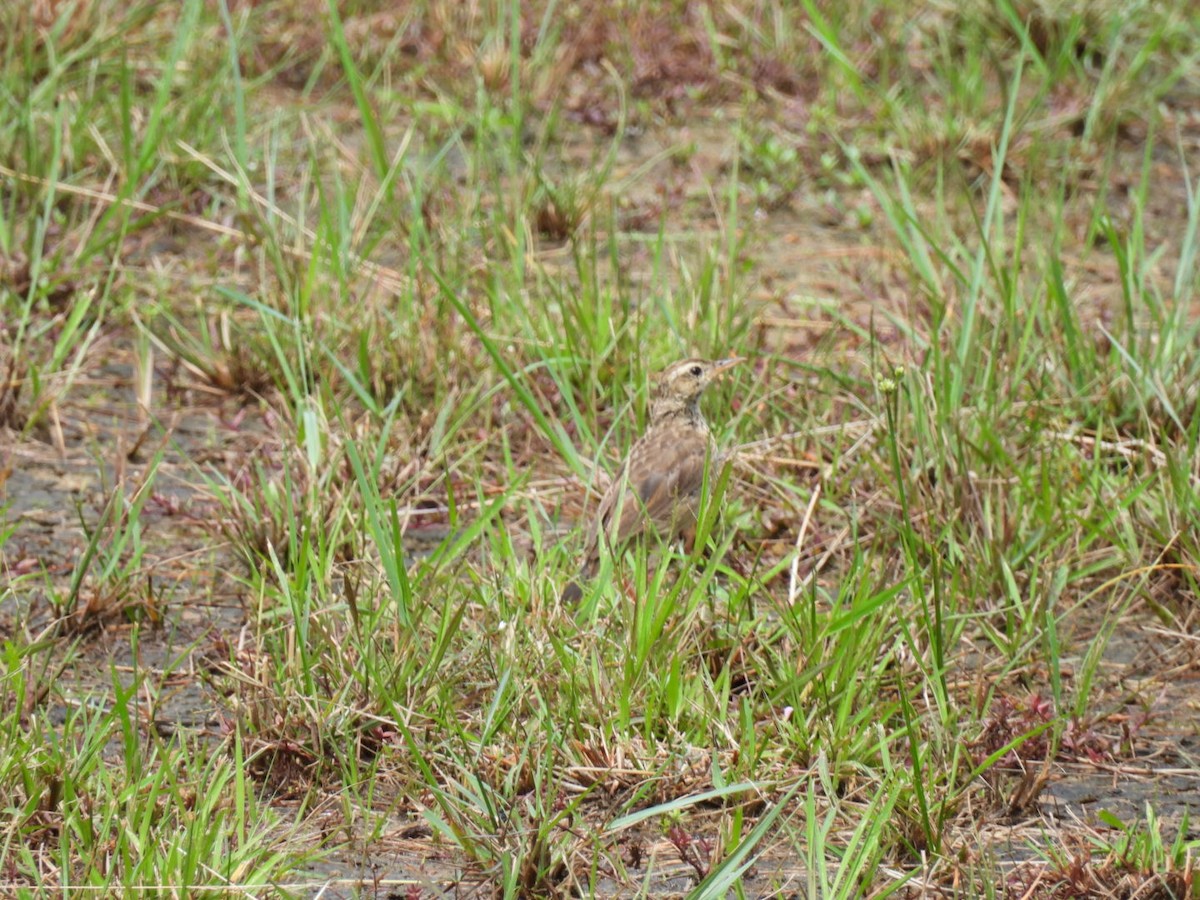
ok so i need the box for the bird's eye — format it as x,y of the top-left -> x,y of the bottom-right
690,365 -> 703,377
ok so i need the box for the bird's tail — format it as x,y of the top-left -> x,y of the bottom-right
560,555 -> 597,603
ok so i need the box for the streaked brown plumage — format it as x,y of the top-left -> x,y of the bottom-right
562,357 -> 742,602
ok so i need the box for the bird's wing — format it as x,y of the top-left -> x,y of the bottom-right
604,425 -> 713,546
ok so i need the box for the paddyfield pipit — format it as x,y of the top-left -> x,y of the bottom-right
562,357 -> 743,602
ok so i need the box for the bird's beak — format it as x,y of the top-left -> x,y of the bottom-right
711,357 -> 745,376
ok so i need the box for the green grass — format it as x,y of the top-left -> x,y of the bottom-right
2,0 -> 1200,895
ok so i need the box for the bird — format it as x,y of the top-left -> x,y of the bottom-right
562,357 -> 743,603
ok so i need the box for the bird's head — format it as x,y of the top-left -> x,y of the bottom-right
656,357 -> 744,402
